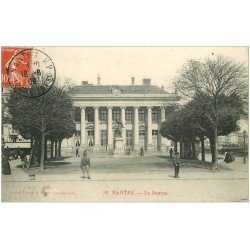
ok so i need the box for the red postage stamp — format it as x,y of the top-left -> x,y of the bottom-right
2,47 -> 32,88
1,47 -> 56,97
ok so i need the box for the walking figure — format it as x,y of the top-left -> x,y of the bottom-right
80,150 -> 91,179
76,147 -> 80,157
169,148 -> 173,158
139,147 -> 144,156
173,152 -> 180,178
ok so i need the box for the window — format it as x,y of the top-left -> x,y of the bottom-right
152,130 -> 158,135
139,110 -> 145,122
74,131 -> 81,136
125,109 -> 132,123
74,108 -> 81,122
139,130 -> 145,136
126,130 -> 133,146
152,109 -> 158,122
101,130 -> 107,146
12,127 -> 18,134
100,109 -> 107,122
88,130 -> 94,136
139,130 -> 145,147
113,110 -> 120,121
87,110 -> 94,122
152,130 -> 158,148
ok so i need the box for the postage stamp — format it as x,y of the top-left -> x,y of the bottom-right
2,47 -> 56,98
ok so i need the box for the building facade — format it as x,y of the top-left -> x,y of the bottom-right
65,79 -> 180,151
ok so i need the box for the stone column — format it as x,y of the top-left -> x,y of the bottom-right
121,106 -> 126,144
107,106 -> 113,149
93,106 -> 100,150
80,107 -> 86,148
147,106 -> 153,151
133,106 -> 139,150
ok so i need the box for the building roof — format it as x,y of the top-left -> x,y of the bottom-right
68,84 -> 172,95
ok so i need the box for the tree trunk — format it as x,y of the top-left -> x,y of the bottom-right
50,140 -> 54,158
180,141 -> 184,158
55,140 -> 58,158
28,137 -> 34,168
201,137 -> 205,162
44,138 -> 47,160
174,141 -> 178,154
212,128 -> 219,170
183,141 -> 192,159
58,139 -> 62,158
209,136 -> 215,163
40,131 -> 45,170
191,141 -> 196,159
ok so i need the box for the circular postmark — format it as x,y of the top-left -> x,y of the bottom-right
7,48 -> 56,98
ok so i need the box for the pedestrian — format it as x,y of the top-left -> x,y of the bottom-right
76,147 -> 80,157
169,148 -> 173,158
20,151 -> 27,168
80,150 -> 91,179
173,152 -> 180,178
139,147 -> 144,156
224,151 -> 235,163
2,150 -> 11,175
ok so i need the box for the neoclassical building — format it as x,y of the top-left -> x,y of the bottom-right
66,78 -> 180,152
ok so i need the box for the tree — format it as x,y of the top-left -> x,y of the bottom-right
7,85 -> 75,170
160,105 -> 199,159
174,55 -> 248,169
160,93 -> 246,165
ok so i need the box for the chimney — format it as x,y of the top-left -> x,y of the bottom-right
143,79 -> 151,86
131,77 -> 135,85
97,74 -> 101,85
82,81 -> 88,86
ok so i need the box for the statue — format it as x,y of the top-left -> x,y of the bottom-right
114,119 -> 123,137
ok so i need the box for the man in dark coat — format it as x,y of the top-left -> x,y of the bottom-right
169,148 -> 173,158
76,147 -> 80,157
173,152 -> 180,178
139,147 -> 144,156
2,150 -> 11,175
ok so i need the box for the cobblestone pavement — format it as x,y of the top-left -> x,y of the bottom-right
1,153 -> 248,202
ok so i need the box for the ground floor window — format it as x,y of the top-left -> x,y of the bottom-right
139,130 -> 146,147
152,130 -> 158,147
87,130 -> 94,146
101,130 -> 107,146
126,130 -> 133,146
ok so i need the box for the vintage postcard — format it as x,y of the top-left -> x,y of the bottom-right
1,47 -> 248,202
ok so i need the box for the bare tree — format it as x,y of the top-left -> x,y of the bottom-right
174,55 -> 248,169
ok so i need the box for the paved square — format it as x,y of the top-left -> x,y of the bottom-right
1,153 -> 248,202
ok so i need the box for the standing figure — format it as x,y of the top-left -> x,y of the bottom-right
173,152 -> 180,178
20,151 -> 27,168
139,147 -> 144,156
80,150 -> 91,179
76,147 -> 80,157
2,150 -> 11,175
169,148 -> 173,158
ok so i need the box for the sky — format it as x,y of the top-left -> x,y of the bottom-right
37,47 -> 248,91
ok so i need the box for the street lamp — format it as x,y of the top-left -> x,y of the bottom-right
243,130 -> 247,164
